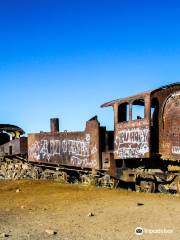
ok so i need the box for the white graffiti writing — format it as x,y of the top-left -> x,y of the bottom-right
28,134 -> 97,168
115,127 -> 149,158
70,156 -> 97,168
172,146 -> 180,154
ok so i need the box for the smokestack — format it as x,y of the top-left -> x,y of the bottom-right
50,118 -> 59,133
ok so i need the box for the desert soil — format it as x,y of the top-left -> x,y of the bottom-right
0,180 -> 180,240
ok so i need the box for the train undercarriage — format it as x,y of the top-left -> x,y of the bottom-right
115,158 -> 180,194
1,155 -> 180,194
0,155 -> 116,188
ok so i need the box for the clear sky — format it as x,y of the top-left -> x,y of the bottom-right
0,0 -> 180,134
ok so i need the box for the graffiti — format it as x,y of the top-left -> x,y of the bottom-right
91,145 -> 97,155
172,146 -> 180,155
70,156 -> 97,168
28,134 -> 97,168
115,127 -> 149,158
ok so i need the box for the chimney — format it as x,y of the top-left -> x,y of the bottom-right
50,118 -> 59,133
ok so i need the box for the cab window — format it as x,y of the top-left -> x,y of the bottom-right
132,99 -> 145,120
118,102 -> 129,123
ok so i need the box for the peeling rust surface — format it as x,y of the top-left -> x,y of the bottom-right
28,119 -> 101,169
0,137 -> 27,156
160,91 -> 180,160
102,82 -> 180,161
115,123 -> 150,159
113,93 -> 151,159
0,124 -> 26,157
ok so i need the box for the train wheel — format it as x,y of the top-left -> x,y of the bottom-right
141,181 -> 155,193
136,180 -> 155,193
109,178 -> 118,189
53,171 -> 68,183
81,174 -> 91,185
98,175 -> 114,188
157,184 -> 169,194
176,176 -> 180,194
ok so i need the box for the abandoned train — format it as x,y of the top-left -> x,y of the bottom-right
1,82 -> 180,193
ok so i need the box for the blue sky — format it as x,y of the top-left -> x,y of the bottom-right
0,0 -> 180,133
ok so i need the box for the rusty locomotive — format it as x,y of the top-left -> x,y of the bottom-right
1,82 -> 180,193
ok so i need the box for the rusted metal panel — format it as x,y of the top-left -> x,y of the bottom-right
0,137 -> 27,156
149,84 -> 180,161
112,93 -> 151,159
159,90 -> 180,161
114,120 -> 150,159
20,137 -> 28,155
28,119 -> 101,169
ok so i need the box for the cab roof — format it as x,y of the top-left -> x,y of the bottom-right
0,124 -> 25,135
101,82 -> 180,108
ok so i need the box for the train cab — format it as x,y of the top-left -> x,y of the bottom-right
101,83 -> 180,192
102,83 -> 180,161
102,90 -> 153,161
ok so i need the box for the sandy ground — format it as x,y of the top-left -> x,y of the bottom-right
0,180 -> 180,240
